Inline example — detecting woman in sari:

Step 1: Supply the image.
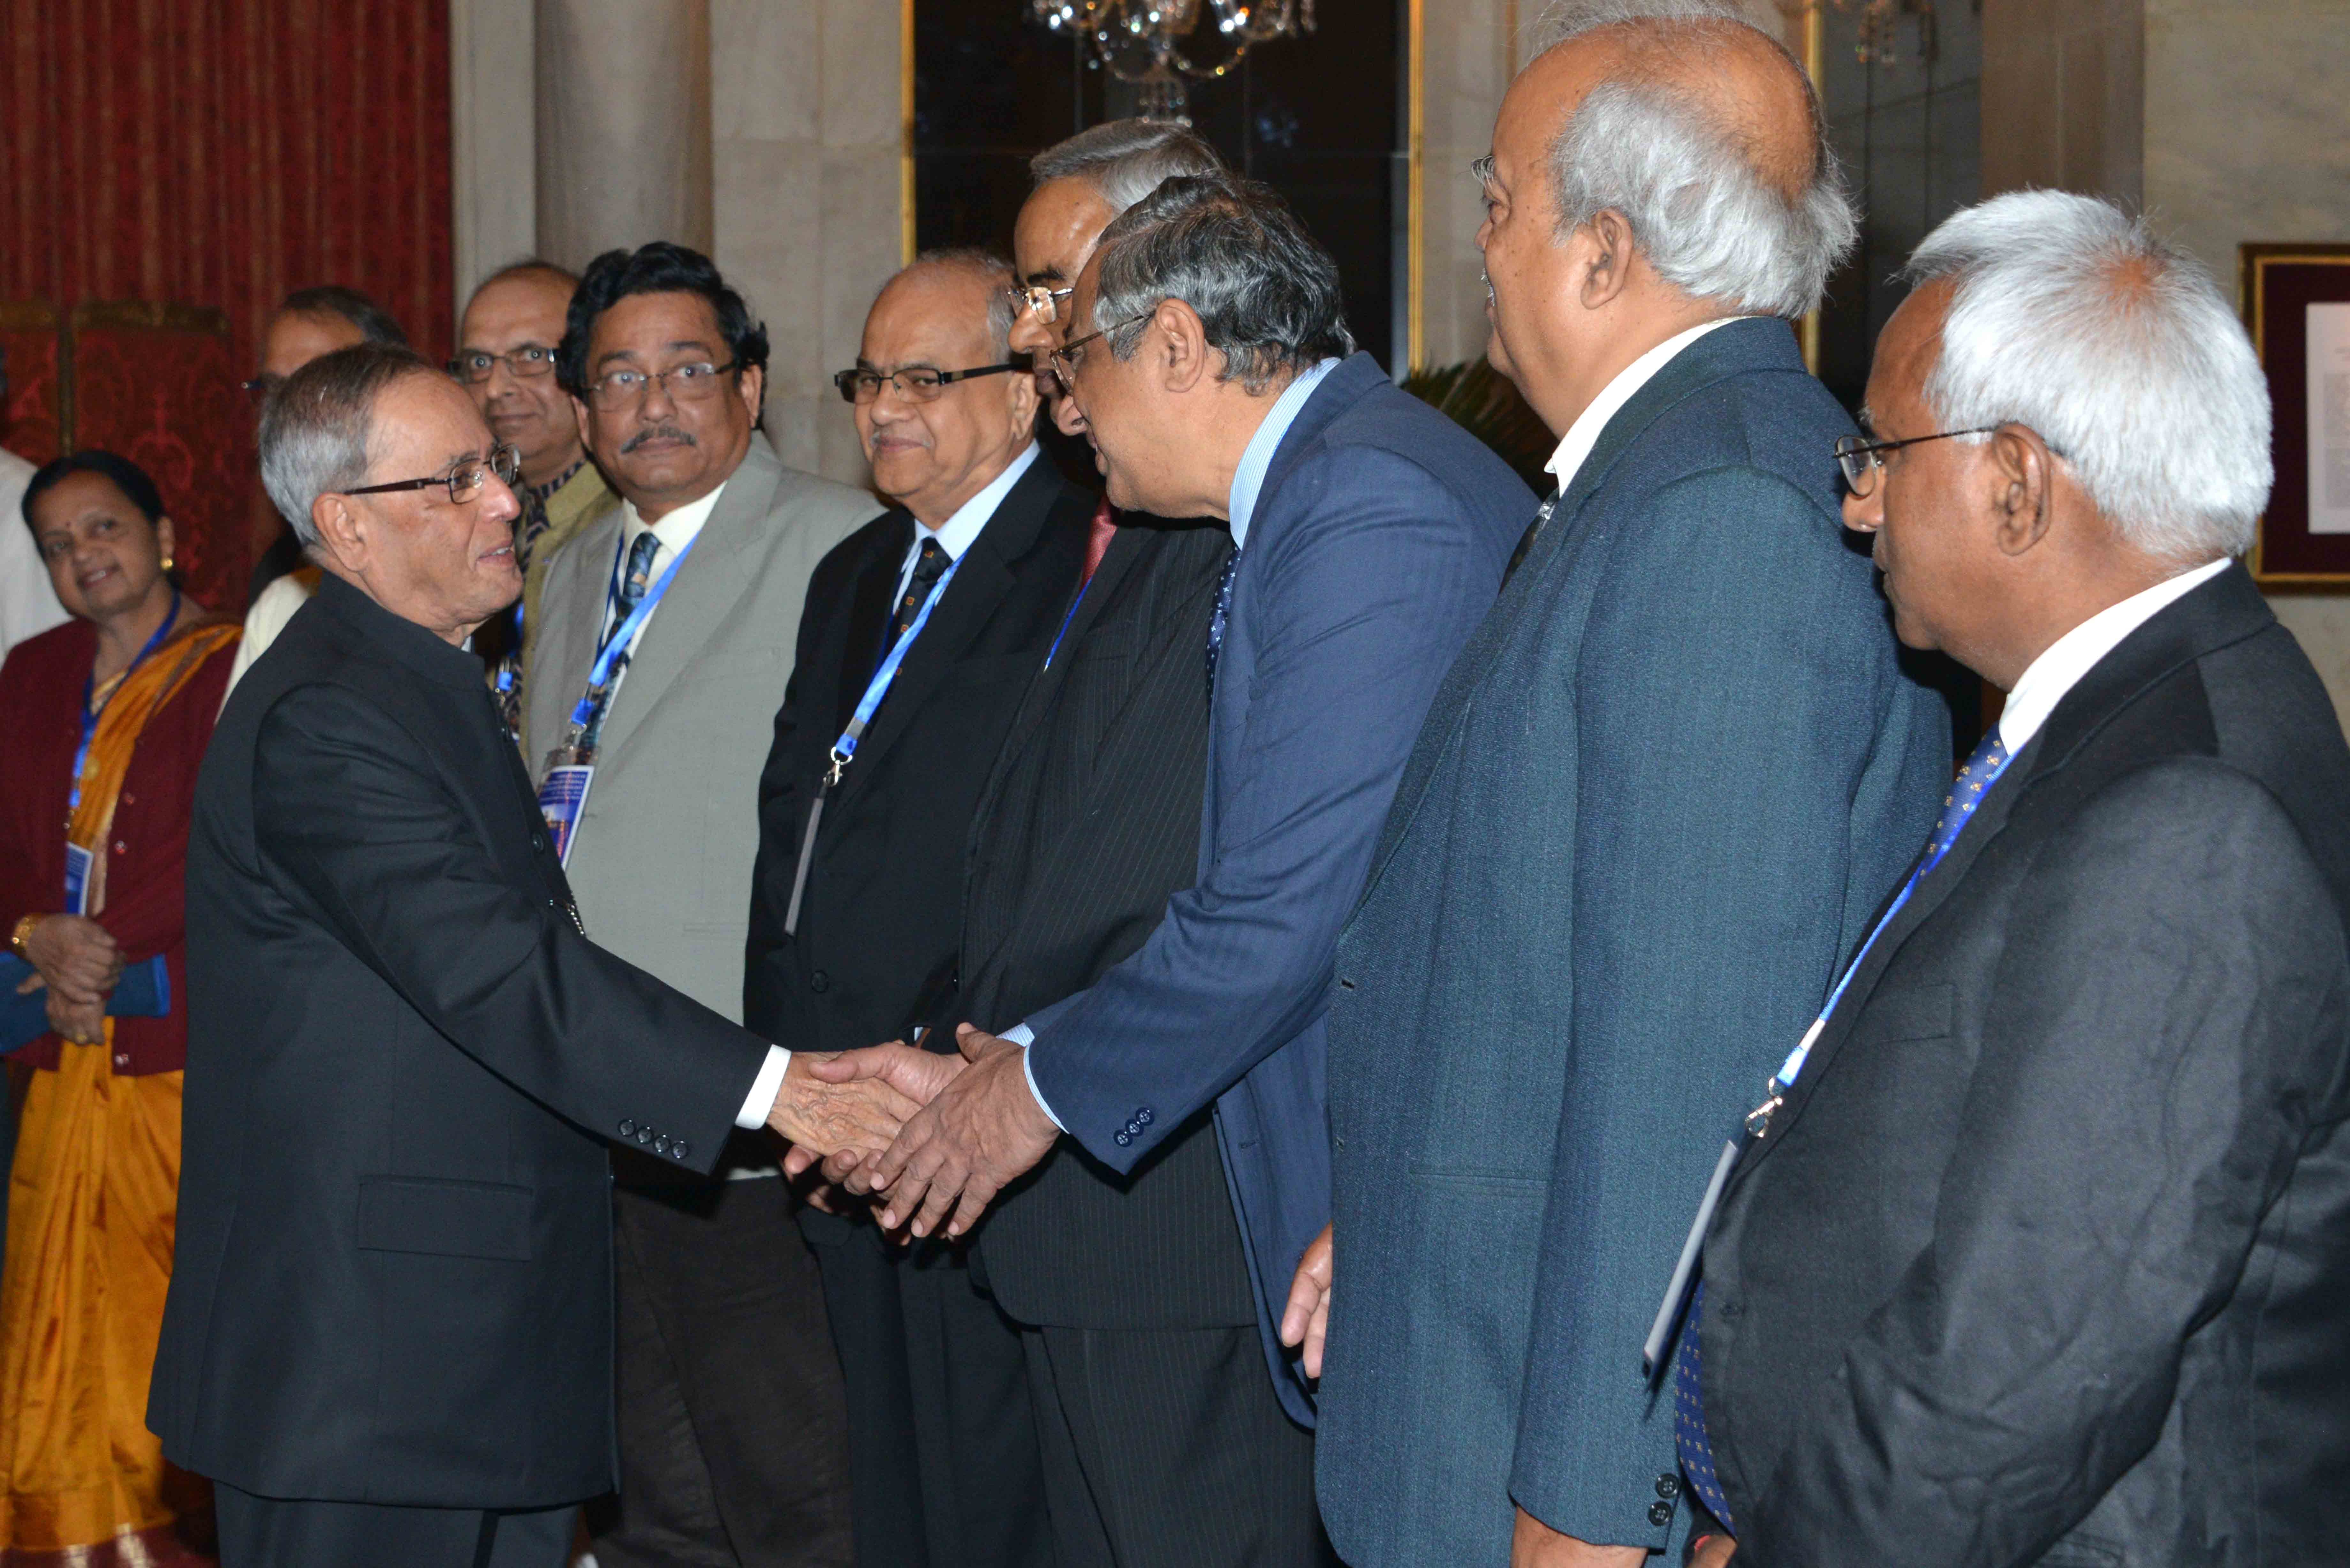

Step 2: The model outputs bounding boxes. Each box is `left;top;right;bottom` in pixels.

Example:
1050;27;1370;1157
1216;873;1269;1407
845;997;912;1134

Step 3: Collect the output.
0;450;239;1565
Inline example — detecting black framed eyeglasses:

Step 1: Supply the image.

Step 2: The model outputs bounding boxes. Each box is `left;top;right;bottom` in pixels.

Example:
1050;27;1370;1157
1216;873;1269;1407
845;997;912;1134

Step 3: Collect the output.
1005;283;1076;325
448;345;559;384
1046;315;1150;391
346;443;523;506
833;362;1026;404
586;359;739;411
1834;428;2003;497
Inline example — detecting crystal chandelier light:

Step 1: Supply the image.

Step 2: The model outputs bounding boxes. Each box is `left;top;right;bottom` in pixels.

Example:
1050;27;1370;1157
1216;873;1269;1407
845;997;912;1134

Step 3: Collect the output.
1031;0;1316;124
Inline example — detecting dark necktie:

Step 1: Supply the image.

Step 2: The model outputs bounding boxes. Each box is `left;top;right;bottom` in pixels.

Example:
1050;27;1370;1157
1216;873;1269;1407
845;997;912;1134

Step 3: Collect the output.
1501;489;1561;589
1671;724;2015;1537
895;537;952;647
1204;547;1240;700
578;529;664;754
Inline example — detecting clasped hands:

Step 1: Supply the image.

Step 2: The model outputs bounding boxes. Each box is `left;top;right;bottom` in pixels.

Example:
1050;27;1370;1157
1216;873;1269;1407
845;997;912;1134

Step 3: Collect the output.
771;1024;1059;1241
14;914;122;1045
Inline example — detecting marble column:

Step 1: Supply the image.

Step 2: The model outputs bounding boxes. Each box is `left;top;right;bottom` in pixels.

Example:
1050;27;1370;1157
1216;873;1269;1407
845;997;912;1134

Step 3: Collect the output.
536;0;716;272
450;0;539;315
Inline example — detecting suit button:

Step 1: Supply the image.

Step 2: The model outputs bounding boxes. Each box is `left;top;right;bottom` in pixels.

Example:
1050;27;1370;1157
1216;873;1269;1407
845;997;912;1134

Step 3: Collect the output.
654;1135;670;1153
1135;1107;1152;1126
673;1140;689;1160
532;831;547;852
619;1119;636;1137
1655;1474;1680;1501
1114;1131;1132;1147
114;840;127;854
809;970;829;993
1648;1501;1673;1527
637;1129;652;1145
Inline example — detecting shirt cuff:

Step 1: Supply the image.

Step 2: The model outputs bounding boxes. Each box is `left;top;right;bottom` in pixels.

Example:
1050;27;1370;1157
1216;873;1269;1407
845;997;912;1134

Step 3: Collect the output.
1000;1022;1067;1133
734;1044;792;1130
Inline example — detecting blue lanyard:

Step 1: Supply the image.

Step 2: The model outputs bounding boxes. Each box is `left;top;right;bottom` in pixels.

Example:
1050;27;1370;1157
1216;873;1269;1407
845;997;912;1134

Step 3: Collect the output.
69;588;180;814
1769;747;2018;1095
568;530;701;730
828;557;961;784
1042;575;1092;671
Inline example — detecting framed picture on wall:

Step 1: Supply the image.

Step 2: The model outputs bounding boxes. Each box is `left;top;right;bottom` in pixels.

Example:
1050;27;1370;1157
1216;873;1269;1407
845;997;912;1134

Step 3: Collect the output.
2243;243;2350;584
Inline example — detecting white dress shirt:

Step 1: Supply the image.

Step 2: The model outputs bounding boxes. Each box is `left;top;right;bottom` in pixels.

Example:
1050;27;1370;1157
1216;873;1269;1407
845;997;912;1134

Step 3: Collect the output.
0;449;69;660
1997;556;2234;753
1543;316;1747;492
892;441;1041;603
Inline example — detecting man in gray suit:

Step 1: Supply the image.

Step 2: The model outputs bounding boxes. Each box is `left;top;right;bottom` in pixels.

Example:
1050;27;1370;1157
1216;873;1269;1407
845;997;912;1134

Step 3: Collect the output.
1304;5;1949;1565
527;242;880;1568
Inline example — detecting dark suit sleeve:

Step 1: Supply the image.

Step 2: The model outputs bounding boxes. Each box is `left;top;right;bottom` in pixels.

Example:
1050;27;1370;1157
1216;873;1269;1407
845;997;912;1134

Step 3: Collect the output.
253;683;768;1173
1510;468;1909;1542
1745;759;2346;1568
1027;448;1505;1167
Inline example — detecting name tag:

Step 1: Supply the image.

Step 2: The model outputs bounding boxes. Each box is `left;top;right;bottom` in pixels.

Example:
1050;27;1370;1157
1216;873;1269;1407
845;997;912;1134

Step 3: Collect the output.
63;843;94;915
536;753;594;867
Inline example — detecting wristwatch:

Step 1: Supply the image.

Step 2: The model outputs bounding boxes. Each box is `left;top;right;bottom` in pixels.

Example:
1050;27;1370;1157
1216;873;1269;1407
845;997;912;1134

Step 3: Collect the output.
9;913;41;958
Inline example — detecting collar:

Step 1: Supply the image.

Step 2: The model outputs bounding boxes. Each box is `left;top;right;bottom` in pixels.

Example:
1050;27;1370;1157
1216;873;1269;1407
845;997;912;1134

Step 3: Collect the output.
526;455;588;505
909;441;1041;564
620;474;731;565
312;569;490;691
1229;357;1343;549
1543;317;1748;492
1998;556;2235;752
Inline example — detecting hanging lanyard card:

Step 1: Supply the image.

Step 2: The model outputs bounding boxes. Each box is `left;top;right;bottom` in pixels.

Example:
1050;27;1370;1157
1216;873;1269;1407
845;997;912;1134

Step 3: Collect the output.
782;555;962;935
63;845;95;916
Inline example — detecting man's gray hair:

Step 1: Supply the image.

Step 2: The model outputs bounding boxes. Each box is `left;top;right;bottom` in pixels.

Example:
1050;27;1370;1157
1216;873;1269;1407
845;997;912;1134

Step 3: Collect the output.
1092;176;1353;396
1529;0;1858;317
258;342;439;544
1030;119;1227;217
1903;191;2270;562
879;249;1020;358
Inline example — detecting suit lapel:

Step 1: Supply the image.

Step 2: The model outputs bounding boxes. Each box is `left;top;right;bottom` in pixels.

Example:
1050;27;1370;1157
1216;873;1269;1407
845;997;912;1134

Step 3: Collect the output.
834;516;912;737
530;508;622;767
596;438;787;760
828;458;1059;814
980;519;1150;810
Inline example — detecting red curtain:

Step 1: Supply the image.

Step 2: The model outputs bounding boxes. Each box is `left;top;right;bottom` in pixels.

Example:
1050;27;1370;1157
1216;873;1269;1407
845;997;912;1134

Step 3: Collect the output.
2;0;452;610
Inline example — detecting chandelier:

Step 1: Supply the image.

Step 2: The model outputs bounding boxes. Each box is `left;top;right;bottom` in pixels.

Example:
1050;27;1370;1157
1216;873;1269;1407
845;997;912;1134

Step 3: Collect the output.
1031;0;1316;124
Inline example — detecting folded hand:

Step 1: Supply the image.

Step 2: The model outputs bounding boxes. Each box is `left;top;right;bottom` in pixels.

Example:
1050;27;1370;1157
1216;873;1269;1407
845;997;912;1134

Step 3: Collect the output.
45;990;106;1046
817;1023;1058;1240
20;915;122;1004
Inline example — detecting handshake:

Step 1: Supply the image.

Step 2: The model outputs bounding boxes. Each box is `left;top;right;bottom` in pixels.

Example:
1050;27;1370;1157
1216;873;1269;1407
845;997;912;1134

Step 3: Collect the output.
761;1024;1062;1241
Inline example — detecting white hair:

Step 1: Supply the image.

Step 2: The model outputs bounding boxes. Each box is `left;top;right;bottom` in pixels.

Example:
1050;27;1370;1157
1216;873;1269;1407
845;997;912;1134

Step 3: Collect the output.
1028;120;1227;218
1529;0;1858;318
1904;191;2270;563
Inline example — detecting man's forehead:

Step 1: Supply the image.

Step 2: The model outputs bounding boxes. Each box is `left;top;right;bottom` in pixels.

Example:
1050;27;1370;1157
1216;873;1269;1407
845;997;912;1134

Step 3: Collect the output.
379;375;490;464
590;291;723;357
864;272;994;355
462;279;570;343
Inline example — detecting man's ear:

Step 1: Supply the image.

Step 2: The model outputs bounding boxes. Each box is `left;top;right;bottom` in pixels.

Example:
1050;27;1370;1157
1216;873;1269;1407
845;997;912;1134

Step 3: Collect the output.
1577;209;1638;311
1987;424;2057;557
569;394;595;444
1004;352;1042;433
737;363;766;426
1154;298;1213;394
309;492;367;571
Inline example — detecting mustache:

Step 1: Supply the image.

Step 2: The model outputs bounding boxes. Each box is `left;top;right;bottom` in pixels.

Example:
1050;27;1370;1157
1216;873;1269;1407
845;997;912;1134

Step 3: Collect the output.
622;425;696;454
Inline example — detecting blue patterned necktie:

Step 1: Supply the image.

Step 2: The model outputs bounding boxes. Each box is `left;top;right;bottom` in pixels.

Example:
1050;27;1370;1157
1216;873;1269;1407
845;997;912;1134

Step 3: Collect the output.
579;529;663;754
1204;547;1240;700
1671;724;2013;1536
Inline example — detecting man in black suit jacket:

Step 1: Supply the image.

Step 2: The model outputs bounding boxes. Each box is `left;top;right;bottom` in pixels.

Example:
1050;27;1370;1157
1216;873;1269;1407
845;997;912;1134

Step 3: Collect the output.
152;345;918;1568
1683;193;2350;1567
744;253;1089;1568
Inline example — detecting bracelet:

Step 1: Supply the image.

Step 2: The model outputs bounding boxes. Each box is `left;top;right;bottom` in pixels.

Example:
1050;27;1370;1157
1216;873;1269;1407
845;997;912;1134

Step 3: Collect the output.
8;914;40;958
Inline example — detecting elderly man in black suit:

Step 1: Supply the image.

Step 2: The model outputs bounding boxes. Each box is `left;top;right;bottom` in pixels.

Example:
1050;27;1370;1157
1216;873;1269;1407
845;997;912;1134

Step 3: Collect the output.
1681;191;2350;1567
150;343;922;1568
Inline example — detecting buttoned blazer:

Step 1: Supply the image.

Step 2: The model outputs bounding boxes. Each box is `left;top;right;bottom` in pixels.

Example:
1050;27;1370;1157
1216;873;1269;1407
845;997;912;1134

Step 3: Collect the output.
951;519;1257;1331
743;452;1093;1069
1700;565;2350;1567
152;574;770;1508
1315;319;1951;1564
1018;352;1535;1427
525;432;879;1026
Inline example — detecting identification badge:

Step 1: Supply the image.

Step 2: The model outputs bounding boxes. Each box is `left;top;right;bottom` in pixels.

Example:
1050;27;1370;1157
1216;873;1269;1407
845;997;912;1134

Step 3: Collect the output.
537;744;594;867
63;843;94;915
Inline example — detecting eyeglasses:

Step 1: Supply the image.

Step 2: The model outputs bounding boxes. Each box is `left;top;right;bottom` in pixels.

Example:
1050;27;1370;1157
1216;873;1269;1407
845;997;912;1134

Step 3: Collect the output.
833;362;1026;404
1005;283;1076;325
1046;315;1150;391
1834;427;2003;497
346;443;523;506
447;345;559;383
585;359;739;411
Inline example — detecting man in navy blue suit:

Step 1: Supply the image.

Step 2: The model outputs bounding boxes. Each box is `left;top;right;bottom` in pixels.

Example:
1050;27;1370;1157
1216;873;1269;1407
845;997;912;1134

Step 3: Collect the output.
1300;4;1951;1566
814;174;1533;1433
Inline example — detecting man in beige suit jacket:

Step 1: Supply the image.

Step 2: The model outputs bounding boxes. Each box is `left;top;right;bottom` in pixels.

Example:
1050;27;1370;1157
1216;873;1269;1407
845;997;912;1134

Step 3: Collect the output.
527;242;880;1568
